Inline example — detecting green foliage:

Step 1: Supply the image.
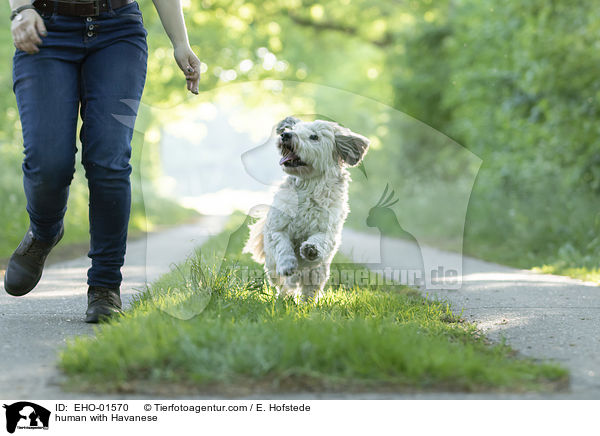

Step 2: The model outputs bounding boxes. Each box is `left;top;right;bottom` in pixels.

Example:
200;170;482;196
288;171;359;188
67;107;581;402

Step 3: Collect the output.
59;213;567;393
412;0;600;272
137;0;393;106
330;0;600;275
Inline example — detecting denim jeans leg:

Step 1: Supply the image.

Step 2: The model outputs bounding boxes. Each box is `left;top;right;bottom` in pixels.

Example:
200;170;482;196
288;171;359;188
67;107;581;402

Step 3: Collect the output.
80;34;148;288
12;53;79;242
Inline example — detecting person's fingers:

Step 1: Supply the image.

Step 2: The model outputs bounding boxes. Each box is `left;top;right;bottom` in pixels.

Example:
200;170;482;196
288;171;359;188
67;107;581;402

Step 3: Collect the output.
35;16;48;38
26;41;39;53
20;32;40;53
189;76;199;94
175;51;201;94
190;57;200;94
13;31;22;49
14;25;41;53
26;26;43;45
184;68;199;93
21;40;39;54
13;30;30;52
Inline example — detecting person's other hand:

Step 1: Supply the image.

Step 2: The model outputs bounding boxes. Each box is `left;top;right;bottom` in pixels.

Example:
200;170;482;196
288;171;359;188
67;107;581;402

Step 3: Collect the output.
11;8;47;54
174;45;201;94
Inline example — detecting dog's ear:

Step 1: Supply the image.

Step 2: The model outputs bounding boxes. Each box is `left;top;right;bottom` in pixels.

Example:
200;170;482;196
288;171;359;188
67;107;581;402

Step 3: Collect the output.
334;127;370;167
276;116;300;134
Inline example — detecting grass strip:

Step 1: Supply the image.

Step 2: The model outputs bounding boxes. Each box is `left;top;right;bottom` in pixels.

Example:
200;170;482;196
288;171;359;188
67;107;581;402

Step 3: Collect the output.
59;213;568;395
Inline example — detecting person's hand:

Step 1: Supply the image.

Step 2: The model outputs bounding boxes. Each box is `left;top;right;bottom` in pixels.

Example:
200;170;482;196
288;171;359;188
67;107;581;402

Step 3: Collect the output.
174;44;200;95
11;8;47;54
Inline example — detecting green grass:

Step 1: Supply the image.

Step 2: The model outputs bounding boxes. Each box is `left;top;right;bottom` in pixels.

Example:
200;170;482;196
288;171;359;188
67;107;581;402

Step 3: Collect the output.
59;213;568;395
530;265;600;283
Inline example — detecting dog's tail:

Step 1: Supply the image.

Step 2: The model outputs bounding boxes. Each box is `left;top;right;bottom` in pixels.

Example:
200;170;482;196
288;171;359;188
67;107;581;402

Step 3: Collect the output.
243;205;268;264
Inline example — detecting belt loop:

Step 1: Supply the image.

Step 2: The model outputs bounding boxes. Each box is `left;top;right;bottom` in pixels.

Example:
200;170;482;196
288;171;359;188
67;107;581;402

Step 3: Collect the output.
53;0;58;14
106;0;113;12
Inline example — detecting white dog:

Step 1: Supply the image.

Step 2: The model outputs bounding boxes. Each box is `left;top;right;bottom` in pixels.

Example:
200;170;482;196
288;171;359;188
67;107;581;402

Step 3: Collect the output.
243;116;370;299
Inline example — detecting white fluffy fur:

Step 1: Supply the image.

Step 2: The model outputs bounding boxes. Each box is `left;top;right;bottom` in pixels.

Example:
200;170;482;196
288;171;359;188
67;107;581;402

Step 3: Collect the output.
243;117;369;299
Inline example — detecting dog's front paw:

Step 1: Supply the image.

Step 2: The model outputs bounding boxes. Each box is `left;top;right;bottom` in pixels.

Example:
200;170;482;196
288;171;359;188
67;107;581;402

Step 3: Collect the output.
300;242;320;261
277;256;298;276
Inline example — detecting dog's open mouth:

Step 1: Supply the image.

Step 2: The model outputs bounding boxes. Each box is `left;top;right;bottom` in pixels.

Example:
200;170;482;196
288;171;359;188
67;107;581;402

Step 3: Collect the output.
279;151;306;167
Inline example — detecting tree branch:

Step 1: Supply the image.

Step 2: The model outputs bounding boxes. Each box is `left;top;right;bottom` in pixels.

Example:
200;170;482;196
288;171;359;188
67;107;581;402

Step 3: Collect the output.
286;11;394;47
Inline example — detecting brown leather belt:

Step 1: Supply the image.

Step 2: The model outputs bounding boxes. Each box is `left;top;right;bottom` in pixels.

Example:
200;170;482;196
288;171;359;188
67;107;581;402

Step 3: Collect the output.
32;0;135;17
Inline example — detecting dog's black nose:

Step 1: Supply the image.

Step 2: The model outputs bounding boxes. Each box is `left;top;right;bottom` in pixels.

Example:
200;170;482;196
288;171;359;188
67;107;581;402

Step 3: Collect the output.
281;132;292;141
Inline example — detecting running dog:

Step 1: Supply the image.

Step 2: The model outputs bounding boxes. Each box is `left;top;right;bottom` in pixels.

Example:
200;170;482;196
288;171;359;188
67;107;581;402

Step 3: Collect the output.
243;116;369;299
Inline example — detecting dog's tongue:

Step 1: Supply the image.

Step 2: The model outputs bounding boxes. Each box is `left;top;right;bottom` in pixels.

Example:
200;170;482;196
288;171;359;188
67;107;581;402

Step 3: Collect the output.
279;152;297;165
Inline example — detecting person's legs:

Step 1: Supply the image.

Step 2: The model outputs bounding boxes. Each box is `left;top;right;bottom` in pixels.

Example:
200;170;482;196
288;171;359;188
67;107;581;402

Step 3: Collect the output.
13;51;80;242
80;7;148;290
5;43;81;296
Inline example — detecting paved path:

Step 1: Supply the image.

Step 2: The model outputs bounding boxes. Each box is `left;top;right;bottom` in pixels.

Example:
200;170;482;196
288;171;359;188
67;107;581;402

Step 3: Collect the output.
0;215;226;399
340;229;600;398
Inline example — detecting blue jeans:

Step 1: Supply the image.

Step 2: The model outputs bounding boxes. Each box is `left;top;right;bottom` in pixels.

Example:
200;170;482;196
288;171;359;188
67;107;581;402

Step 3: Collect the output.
12;1;148;288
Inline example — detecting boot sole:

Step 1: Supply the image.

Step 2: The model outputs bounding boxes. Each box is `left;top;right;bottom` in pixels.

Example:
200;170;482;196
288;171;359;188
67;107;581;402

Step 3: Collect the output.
85;311;122;324
3;267;44;297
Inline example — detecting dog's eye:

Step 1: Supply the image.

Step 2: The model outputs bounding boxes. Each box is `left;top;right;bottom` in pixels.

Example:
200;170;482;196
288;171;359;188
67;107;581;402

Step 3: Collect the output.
309;134;319;141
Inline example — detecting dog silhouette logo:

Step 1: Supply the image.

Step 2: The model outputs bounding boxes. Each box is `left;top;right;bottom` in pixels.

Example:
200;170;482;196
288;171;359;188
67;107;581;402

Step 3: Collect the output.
366;184;425;283
3;402;50;433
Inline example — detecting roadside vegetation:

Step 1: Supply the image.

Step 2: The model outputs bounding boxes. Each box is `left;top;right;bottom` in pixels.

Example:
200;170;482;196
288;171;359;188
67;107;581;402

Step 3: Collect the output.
59;213;568;395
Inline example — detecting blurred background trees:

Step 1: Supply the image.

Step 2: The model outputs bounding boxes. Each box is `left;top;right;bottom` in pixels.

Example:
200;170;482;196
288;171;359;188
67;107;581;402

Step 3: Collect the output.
1;0;599;277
